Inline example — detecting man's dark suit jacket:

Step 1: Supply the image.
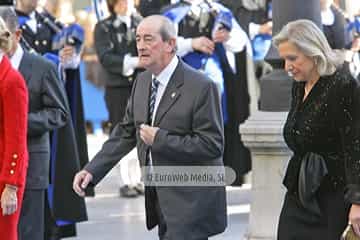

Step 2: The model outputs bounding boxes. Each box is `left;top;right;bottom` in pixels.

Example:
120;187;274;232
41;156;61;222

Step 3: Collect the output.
19;51;68;189
85;60;227;239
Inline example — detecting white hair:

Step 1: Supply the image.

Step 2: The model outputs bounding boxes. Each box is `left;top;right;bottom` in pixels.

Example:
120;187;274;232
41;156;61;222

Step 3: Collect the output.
273;19;344;76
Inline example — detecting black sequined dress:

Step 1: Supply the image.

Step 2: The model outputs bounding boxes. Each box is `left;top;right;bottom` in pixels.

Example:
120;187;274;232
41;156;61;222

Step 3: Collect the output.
278;64;360;239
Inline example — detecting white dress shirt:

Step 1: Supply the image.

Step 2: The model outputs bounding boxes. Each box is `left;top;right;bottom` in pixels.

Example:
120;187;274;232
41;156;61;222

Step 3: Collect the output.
10;45;24;70
148;56;178;167
150;56;179;126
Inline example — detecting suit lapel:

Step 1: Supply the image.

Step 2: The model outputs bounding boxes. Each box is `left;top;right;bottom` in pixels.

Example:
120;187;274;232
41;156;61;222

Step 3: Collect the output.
18;51;32;85
153;61;184;126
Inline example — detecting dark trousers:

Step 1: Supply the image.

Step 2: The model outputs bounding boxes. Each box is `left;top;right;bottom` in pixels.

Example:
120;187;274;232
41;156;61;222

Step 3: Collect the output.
18;189;45;240
278;180;350;240
44;193;77;240
104;86;131;132
154;189;208;240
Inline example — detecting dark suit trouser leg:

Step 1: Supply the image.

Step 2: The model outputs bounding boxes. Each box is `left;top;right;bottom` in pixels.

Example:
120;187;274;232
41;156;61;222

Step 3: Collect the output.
155;192;167;240
18;189;45;240
155;190;208;240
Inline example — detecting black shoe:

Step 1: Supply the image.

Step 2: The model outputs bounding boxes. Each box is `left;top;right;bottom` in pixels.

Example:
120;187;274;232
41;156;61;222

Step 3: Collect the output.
119;185;138;198
134;183;145;195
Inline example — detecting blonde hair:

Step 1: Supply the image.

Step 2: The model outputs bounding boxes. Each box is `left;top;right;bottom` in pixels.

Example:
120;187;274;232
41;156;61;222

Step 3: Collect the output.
0;16;11;52
273;19;344;76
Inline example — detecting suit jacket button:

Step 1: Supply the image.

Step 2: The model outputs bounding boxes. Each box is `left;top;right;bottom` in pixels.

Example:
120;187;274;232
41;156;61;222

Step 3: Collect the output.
35;40;39;46
42;40;47;45
11;162;16;167
12;154;18;159
10;170;14;175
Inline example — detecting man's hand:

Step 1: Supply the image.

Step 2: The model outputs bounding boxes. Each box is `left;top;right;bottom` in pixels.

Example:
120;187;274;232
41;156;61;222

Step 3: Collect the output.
349;203;360;236
1;184;18;216
140;124;159;146
351;37;360;52
191;36;215;54
212;28;230;43
73;170;93;197
59;45;76;64
259;21;273;35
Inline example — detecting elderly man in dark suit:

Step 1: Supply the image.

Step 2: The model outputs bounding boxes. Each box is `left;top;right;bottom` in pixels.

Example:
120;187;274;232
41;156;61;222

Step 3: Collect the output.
74;15;226;240
0;7;71;240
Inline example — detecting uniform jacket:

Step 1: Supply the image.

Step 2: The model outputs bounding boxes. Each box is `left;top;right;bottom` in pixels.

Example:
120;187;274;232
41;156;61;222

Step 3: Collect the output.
16;10;58;54
138;0;171;17
323;5;351;49
85;60;227;239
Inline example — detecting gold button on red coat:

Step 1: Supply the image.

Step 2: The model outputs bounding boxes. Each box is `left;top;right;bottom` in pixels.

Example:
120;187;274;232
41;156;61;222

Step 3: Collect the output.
10;170;14;175
12;154;18;159
11;162;16;166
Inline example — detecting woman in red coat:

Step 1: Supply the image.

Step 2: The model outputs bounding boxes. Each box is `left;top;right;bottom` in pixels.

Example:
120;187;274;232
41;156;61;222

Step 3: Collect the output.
0;17;28;240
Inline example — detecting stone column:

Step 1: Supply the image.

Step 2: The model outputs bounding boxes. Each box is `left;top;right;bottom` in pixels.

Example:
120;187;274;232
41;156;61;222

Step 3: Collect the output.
241;111;291;240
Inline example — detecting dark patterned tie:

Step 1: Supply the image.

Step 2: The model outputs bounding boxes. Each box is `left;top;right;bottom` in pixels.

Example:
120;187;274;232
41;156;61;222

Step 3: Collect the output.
149;78;160;124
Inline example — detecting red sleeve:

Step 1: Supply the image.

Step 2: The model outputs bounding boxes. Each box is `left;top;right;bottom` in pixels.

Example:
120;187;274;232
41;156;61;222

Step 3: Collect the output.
0;69;29;188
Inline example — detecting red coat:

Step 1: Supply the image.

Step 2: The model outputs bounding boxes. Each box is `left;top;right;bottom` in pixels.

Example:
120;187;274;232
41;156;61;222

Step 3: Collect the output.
0;56;28;240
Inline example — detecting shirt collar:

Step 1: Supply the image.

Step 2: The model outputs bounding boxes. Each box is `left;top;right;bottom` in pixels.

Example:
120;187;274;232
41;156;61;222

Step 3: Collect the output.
116;15;131;28
10;45;24;70
153;56;179;87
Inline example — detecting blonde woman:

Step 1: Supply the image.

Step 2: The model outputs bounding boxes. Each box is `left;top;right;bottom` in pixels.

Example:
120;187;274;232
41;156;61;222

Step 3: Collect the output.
274;19;360;240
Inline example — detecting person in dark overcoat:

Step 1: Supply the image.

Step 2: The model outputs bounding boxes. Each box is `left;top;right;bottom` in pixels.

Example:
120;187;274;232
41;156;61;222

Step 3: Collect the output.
14;0;89;238
0;6;73;240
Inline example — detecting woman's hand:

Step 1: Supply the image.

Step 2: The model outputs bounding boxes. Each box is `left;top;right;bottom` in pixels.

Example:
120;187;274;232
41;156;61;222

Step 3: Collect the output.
0;184;18;216
349;204;360;236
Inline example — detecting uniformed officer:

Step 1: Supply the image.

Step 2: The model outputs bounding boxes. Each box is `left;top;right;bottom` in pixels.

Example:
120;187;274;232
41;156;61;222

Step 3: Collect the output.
94;0;144;197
